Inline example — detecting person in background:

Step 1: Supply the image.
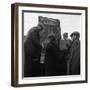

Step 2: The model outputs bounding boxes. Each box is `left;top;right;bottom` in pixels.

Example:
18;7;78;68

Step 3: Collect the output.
24;23;45;77
58;33;71;75
69;31;80;75
45;35;59;76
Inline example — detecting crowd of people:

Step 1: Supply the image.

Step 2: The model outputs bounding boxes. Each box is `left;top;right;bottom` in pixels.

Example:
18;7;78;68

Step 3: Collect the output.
24;23;80;77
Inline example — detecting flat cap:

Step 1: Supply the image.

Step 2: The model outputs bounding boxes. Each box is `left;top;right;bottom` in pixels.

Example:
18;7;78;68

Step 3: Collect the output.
70;31;80;37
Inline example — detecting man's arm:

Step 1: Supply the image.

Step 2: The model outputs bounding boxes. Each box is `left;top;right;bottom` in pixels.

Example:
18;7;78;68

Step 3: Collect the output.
31;31;42;48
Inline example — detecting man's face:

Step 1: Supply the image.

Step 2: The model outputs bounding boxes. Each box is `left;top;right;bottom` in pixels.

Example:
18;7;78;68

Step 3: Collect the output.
38;23;45;31
37;25;43;31
71;35;76;41
63;35;68;40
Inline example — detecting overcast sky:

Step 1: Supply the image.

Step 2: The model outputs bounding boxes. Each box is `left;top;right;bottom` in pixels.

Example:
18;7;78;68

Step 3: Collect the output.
24;12;81;39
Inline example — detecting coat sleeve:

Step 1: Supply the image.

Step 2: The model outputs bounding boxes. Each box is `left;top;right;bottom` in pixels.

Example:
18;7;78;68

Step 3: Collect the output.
69;40;80;64
31;31;42;48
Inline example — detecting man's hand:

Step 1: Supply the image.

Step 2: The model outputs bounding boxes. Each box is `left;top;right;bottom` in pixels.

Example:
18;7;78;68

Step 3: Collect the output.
41;43;44;48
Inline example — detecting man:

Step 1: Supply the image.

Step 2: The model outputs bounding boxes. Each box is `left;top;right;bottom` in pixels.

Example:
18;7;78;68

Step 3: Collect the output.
45;35;59;76
24;23;44;77
69;31;80;75
58;33;71;75
60;33;71;50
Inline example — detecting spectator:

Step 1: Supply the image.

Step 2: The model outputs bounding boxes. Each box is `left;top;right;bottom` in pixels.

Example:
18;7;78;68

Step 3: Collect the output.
45;35;59;76
24;23;45;77
69;31;80;75
58;33;71;75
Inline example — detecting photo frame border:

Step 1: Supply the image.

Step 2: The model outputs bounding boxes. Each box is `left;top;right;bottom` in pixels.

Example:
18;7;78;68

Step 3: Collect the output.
11;3;88;87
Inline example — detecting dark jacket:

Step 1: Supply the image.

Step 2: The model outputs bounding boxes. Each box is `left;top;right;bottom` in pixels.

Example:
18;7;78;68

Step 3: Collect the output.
24;27;42;58
69;40;80;75
45;42;59;75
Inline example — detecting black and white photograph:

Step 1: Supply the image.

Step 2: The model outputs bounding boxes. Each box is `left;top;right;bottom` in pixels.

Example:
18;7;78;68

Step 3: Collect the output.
11;3;87;87
24;13;81;77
